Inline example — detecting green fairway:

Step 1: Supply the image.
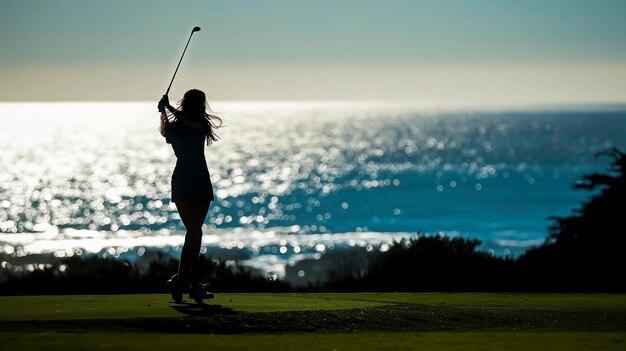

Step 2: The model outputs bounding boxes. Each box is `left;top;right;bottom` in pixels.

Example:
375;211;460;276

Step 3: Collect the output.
3;293;625;321
1;293;625;350
0;293;389;320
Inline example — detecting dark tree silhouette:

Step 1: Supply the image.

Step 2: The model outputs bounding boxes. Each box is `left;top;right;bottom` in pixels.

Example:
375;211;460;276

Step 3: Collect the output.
518;148;626;291
549;148;625;246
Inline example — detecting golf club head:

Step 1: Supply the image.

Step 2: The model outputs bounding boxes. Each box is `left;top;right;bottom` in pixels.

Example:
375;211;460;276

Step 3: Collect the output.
193;26;201;32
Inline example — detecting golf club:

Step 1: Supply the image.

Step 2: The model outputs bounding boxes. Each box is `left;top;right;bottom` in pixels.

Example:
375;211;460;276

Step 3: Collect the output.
165;26;201;96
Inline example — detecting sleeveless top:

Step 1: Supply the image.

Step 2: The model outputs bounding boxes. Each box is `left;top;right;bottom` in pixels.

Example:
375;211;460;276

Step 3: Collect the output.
164;120;214;203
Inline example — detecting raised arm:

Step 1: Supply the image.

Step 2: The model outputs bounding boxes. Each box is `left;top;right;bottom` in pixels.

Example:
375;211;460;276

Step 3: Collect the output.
158;95;178;114
159;95;206;132
158;95;206;132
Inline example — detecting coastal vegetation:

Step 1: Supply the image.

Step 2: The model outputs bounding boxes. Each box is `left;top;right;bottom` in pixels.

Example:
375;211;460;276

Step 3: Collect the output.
1;149;624;294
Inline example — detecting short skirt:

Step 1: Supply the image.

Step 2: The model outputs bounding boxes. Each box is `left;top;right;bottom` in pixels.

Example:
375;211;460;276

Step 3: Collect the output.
171;169;214;203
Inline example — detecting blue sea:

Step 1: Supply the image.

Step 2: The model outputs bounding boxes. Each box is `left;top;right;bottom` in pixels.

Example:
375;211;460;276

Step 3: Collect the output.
1;102;625;276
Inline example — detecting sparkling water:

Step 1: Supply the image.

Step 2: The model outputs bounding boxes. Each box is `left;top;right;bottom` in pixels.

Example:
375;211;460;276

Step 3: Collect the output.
1;102;624;275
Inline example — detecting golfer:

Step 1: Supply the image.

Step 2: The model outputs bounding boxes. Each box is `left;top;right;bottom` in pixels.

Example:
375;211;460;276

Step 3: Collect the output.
158;89;222;303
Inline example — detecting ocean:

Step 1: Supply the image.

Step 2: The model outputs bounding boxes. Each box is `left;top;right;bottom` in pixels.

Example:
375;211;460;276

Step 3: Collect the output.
1;102;625;276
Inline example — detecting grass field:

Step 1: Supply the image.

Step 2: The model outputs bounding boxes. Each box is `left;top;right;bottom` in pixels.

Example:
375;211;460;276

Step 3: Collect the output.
1;293;625;350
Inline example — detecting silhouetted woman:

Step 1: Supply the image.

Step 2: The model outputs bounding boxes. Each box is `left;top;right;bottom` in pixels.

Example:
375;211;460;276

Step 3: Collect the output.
158;89;222;303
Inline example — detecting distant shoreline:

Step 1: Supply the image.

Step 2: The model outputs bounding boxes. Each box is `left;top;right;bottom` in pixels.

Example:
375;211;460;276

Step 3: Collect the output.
1;100;626;114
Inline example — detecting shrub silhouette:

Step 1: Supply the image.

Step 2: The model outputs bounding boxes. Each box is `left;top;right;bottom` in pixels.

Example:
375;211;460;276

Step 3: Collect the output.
284;246;377;288
329;235;514;292
1;253;291;295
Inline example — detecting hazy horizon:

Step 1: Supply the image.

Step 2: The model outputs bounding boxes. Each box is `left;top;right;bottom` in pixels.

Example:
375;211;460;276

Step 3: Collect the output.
2;1;626;104
2;100;626;112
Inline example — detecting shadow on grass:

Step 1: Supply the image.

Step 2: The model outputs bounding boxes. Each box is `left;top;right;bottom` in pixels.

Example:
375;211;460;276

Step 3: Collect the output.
170;302;235;316
1;302;624;334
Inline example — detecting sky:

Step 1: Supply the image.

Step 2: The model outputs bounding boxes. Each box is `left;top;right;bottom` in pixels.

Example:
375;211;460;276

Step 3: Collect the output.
2;0;626;105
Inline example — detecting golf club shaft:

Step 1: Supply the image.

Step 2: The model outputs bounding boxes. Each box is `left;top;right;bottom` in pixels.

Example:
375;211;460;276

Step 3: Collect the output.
165;30;197;95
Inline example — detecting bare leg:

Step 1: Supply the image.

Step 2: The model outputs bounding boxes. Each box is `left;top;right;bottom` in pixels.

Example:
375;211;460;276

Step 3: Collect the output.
175;201;211;284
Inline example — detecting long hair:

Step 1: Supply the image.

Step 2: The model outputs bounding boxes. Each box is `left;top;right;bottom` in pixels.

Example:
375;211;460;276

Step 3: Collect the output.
160;89;223;145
